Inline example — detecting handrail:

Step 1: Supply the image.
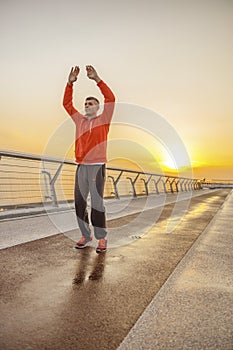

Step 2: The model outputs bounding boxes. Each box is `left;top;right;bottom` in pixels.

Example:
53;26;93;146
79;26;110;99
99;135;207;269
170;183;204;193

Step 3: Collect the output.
0;150;75;165
0;149;197;180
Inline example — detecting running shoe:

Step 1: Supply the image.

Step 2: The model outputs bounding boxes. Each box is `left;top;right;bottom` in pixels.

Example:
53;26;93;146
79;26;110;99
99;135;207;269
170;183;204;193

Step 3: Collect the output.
96;238;107;253
75;236;92;249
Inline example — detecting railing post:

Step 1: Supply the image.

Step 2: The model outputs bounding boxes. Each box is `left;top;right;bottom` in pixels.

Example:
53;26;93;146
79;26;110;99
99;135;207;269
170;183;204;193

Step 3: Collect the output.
195;179;200;190
41;162;63;207
193;180;196;190
127;173;140;197
192;180;196;190
197;180;202;190
170;178;177;193
108;170;123;199
188;179;193;191
42;171;58;206
189;179;193;190
163;177;168;193
184;179;189;191
175;178;179;192
180;178;185;191
153;176;162;194
42;170;52;202
166;177;173;193
141;178;148;196
141;174;152;196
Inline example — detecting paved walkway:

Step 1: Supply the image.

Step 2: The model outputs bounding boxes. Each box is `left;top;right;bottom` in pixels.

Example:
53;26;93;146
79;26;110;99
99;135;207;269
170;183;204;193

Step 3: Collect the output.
118;189;233;350
0;189;232;350
0;189;217;249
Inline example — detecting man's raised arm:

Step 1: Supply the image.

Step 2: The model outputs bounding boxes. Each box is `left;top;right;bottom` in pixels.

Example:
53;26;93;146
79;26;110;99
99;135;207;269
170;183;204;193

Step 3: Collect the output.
86;65;115;122
63;66;82;121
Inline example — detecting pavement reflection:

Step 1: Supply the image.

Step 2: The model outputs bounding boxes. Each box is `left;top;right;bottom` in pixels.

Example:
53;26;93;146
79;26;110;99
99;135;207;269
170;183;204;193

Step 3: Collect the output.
73;248;106;286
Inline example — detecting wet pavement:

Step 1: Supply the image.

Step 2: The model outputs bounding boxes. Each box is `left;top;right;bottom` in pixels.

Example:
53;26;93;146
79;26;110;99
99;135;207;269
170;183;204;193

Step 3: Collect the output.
0;189;232;350
118;189;233;350
0;189;216;250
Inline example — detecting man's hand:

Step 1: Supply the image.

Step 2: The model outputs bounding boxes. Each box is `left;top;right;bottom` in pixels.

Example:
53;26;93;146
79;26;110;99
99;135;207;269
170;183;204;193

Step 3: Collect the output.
86;65;101;83
68;66;80;85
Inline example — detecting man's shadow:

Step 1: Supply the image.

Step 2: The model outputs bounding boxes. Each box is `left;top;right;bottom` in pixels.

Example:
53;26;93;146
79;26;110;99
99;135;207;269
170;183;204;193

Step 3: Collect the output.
88;253;106;281
73;248;106;286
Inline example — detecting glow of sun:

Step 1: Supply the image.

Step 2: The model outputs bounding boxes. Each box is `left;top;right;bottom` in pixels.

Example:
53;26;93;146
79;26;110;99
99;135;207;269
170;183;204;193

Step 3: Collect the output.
162;159;178;171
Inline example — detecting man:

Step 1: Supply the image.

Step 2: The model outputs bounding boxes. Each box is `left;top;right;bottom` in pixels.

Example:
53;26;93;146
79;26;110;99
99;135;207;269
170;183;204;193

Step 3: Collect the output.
63;65;115;253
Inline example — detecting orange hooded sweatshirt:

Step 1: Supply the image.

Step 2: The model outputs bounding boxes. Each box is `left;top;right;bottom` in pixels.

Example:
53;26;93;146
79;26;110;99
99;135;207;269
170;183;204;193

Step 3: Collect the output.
63;80;115;164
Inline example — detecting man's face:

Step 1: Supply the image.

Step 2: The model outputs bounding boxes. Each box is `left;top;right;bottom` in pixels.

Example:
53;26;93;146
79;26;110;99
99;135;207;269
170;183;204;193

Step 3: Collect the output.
85;99;99;117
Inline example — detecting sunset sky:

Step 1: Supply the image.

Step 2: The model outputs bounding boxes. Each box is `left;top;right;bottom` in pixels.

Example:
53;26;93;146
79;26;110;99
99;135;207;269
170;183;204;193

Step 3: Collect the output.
1;0;233;180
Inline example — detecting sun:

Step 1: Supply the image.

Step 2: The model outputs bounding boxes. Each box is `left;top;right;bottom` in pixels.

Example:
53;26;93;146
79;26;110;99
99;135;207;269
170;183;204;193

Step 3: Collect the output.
162;159;178;171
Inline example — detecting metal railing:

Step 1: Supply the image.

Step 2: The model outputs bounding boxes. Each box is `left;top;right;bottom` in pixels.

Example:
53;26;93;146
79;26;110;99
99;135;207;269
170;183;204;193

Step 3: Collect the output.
0;150;202;211
201;179;233;189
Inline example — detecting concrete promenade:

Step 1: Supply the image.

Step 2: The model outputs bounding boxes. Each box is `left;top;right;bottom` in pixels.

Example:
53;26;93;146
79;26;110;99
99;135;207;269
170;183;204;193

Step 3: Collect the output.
118;189;233;350
0;189;218;250
0;189;233;349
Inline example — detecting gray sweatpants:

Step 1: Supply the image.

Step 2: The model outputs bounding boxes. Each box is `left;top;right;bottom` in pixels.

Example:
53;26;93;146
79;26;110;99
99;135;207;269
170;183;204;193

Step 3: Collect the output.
74;164;107;240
